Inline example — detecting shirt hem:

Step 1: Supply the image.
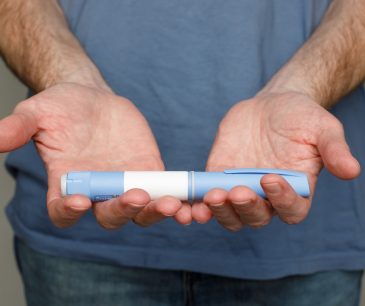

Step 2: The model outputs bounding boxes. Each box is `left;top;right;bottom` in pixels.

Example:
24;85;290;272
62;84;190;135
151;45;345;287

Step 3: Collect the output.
7;210;365;280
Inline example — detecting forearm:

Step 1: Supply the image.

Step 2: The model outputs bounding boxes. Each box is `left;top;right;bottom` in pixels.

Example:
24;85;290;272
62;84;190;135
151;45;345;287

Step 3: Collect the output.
263;0;365;108
0;0;108;92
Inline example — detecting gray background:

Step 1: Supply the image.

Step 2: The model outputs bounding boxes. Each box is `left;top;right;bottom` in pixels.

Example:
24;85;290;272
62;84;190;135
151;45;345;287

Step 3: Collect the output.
1;58;365;306
0;59;27;306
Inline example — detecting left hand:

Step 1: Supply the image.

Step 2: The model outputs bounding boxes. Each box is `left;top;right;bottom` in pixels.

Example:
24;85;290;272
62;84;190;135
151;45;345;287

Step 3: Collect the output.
0;83;191;229
192;91;360;231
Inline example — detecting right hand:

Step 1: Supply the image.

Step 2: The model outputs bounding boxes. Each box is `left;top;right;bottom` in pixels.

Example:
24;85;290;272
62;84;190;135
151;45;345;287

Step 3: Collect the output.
193;91;360;230
0;82;192;228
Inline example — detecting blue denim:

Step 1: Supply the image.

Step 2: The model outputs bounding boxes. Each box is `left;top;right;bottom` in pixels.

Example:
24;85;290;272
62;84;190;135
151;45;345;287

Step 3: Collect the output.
15;238;362;306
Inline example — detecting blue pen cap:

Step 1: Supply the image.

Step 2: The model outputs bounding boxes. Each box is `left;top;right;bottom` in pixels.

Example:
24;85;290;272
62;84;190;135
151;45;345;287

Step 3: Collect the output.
63;171;92;197
62;171;124;201
193;168;310;200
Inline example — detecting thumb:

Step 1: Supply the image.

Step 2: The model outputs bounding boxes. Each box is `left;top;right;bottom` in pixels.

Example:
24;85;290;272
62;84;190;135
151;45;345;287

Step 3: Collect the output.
317;121;360;180
0;111;38;152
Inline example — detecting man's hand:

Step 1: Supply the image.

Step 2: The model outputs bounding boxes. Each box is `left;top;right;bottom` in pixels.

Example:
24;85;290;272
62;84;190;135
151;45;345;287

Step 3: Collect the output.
192;92;360;231
0;83;192;228
192;0;365;231
0;0;193;230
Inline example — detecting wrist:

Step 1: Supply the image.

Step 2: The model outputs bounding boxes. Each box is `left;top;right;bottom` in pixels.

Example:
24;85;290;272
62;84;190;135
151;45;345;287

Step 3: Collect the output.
47;61;112;94
259;64;329;108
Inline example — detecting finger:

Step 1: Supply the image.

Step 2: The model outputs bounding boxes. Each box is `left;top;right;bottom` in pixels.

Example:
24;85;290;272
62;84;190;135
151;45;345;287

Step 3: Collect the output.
0;112;37;152
93;188;150;229
47;195;92;228
261;174;310;225
47;170;91;228
133;196;182;227
204;188;244;232
192;202;213;224
317;121;360;179
174;202;193;225
228;186;273;228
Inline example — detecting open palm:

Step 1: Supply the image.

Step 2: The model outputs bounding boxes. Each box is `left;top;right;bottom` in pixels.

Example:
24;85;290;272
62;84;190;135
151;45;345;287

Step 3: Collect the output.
194;92;360;231
0;83;191;228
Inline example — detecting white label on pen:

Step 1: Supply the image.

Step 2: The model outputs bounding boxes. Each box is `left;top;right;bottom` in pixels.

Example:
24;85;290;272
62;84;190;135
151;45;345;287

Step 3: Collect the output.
124;171;188;200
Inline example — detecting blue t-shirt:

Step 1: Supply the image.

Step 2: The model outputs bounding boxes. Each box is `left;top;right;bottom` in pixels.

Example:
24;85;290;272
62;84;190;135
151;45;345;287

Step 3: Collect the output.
5;0;365;279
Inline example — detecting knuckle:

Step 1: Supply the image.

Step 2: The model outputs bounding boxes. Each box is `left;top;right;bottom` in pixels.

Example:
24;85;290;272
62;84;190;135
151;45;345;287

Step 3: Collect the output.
233;200;256;213
250;224;264;229
96;219;120;230
92;203;103;215
112;201;134;218
297;203;310;217
272;201;290;211
155;205;177;217
155;197;181;216
52;219;72;229
155;204;168;215
278;203;309;225
223;223;244;232
48;209;76;227
282;215;305;225
283;218;301;225
249;218;271;229
124;204;146;217
270;190;297;207
132;218;150;227
94;211;123;230
64;206;85;218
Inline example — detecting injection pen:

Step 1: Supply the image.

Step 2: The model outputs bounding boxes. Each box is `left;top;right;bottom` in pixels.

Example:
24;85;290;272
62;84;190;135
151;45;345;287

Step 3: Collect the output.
61;169;310;202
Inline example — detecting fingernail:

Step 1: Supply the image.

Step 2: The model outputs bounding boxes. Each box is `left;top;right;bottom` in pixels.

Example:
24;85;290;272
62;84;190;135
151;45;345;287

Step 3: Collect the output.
209;202;225;208
70;205;87;211
183;222;192;226
263;183;281;194
69;202;88;211
234;200;252;206
128;202;147;209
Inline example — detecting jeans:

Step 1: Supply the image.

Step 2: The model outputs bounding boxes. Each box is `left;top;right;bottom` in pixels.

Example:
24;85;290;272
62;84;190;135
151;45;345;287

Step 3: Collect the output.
15;238;362;306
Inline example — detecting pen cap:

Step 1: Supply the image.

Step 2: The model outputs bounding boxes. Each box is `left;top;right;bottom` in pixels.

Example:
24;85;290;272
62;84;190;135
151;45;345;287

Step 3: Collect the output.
62;171;124;201
193;169;310;200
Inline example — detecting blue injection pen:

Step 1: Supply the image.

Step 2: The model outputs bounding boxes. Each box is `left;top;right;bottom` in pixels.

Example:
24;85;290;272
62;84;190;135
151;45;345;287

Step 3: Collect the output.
61;169;310;202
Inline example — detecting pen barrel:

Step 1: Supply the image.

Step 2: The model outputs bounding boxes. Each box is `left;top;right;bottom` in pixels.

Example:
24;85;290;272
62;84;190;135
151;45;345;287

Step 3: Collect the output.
63;169;310;202
192;172;310;200
124;171;189;200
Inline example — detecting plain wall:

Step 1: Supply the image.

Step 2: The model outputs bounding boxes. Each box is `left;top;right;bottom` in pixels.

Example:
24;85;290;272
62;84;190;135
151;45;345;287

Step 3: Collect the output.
0;58;365;306
0;59;27;306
